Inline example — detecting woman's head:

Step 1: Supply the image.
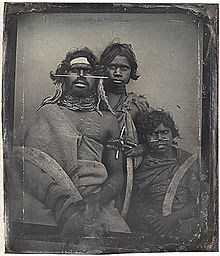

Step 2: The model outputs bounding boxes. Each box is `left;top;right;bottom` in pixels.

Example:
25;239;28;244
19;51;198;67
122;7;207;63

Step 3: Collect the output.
100;42;139;81
136;109;180;154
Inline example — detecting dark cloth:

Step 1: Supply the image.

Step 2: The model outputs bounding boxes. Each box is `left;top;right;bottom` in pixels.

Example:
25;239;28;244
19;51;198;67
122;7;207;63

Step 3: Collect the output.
128;147;200;241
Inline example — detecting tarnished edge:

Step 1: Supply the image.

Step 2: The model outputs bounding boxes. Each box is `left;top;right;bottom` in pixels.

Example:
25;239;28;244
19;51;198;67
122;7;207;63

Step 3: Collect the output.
2;2;218;253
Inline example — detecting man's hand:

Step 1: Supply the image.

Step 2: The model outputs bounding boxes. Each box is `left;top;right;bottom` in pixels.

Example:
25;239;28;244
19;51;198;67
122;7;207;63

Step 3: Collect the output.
82;193;101;214
83;192;100;206
60;195;102;236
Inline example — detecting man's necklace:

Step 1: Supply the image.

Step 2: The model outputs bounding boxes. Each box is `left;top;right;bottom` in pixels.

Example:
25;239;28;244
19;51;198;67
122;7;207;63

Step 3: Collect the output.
58;94;98;112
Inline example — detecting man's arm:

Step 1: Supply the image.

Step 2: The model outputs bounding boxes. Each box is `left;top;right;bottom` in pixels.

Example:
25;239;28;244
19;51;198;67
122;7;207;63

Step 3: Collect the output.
24;110;71;210
104;114;124;186
59;116;124;234
84;114;124;206
23;108;82;229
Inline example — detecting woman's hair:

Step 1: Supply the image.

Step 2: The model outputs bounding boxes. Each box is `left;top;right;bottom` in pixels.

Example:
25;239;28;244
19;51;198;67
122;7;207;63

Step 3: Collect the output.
100;42;139;80
136;109;180;143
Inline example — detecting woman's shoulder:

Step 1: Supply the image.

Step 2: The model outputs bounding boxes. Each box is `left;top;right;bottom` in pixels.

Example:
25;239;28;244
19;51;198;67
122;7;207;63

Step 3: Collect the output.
126;92;149;103
125;92;149;109
175;147;198;168
177;147;194;159
119;92;150;115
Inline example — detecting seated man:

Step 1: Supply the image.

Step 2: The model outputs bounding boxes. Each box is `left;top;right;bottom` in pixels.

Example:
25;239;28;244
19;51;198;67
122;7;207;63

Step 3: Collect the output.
128;109;201;242
14;47;130;235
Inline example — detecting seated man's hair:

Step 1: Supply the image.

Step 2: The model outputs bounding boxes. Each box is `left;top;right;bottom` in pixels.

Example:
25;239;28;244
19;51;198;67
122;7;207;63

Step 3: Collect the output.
50;47;99;85
136;109;180;143
39;47;114;115
39;48;99;108
100;41;139;80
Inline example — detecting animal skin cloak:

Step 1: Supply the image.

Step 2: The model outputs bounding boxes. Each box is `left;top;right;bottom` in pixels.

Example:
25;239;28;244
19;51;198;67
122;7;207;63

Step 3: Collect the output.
14;104;130;233
113;93;150;148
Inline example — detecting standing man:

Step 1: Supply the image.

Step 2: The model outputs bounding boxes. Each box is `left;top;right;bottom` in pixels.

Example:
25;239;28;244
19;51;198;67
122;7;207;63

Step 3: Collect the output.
100;42;150;215
15;48;130;235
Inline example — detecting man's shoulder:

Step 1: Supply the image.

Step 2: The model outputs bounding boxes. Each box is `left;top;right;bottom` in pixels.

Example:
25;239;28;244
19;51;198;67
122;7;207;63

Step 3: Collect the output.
31;104;64;124
37;104;60;114
37;104;65;116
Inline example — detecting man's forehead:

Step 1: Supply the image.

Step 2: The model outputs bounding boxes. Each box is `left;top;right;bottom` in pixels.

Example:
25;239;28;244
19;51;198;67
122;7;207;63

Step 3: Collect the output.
70;57;91;66
70;63;92;69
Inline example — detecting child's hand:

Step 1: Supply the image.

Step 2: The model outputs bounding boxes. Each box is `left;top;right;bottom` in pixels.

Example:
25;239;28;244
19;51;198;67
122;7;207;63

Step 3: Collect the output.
122;135;137;149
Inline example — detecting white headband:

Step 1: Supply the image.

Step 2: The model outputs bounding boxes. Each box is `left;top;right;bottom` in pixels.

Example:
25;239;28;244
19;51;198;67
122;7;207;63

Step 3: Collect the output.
70;57;90;66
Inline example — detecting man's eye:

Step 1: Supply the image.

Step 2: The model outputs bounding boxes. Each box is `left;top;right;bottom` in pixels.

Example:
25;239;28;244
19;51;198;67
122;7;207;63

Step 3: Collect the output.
109;65;116;70
70;69;78;74
84;69;92;75
162;131;169;135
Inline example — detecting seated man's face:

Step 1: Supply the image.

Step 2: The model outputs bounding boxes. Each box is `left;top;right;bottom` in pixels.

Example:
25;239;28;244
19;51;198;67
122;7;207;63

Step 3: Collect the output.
65;62;96;97
146;123;173;156
106;55;131;89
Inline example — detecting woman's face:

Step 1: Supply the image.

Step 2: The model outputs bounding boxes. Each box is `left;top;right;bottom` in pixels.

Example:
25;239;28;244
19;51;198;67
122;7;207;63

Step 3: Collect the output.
146;122;173;156
106;55;131;89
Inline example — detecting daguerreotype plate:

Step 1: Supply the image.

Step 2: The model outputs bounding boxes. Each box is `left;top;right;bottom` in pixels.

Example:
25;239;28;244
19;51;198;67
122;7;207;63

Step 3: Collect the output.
2;3;218;254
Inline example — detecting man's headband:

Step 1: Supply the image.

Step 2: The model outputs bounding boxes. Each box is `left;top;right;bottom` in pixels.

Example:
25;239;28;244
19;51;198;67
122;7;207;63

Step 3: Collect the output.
70;57;90;66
